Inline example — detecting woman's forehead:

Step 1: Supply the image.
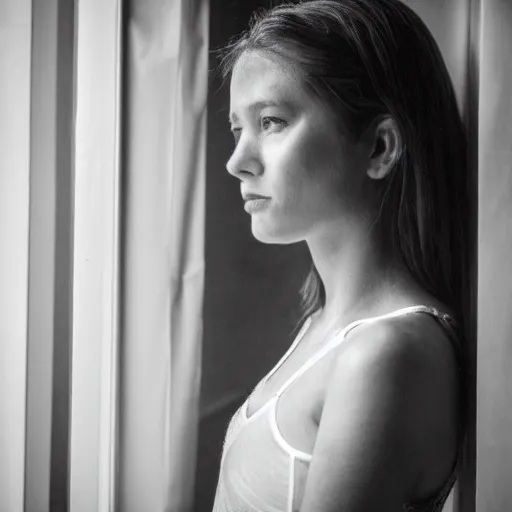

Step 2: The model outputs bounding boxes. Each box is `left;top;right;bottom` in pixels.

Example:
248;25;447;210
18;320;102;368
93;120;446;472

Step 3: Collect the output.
229;51;307;117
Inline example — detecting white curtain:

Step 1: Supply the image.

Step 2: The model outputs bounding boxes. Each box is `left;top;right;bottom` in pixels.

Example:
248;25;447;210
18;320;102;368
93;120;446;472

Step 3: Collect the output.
118;1;208;511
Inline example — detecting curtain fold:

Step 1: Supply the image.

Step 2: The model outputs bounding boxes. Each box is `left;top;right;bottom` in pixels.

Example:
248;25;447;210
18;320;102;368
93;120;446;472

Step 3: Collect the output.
119;0;208;510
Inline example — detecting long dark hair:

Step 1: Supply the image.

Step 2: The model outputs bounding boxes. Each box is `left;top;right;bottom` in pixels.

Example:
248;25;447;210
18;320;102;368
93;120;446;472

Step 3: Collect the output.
220;0;469;331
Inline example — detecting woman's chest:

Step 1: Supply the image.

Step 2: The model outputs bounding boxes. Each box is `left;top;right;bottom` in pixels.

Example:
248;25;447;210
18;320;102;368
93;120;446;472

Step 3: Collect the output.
245;345;339;454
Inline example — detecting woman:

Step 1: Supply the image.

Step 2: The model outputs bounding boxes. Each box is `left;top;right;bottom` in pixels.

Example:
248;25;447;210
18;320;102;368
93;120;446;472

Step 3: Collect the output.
213;0;468;510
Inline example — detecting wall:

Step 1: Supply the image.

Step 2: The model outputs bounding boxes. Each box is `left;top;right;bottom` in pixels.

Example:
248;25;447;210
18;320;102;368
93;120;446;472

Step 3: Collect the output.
0;2;32;509
476;1;512;509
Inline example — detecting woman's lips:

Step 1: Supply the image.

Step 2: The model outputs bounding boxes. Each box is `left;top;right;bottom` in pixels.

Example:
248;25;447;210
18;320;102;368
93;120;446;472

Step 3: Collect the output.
243;197;270;214
244;198;270;214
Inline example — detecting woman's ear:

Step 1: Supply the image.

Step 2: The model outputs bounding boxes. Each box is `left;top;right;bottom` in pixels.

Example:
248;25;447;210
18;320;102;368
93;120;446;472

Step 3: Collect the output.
366;117;402;180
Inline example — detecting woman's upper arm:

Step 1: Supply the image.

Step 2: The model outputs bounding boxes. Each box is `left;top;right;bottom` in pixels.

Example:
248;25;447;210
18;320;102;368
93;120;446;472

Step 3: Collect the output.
300;320;450;512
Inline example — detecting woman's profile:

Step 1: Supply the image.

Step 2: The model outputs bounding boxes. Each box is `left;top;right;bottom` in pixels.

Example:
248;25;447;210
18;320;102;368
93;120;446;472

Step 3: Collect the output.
213;0;468;510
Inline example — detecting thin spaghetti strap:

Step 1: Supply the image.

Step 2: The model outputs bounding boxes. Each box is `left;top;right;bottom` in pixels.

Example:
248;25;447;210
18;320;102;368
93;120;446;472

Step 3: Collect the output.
407;306;462;357
274;305;453;398
275;317;365;398
260;316;313;387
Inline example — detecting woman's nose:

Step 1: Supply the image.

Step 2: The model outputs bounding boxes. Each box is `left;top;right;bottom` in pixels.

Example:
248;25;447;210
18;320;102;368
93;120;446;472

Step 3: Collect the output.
226;137;263;179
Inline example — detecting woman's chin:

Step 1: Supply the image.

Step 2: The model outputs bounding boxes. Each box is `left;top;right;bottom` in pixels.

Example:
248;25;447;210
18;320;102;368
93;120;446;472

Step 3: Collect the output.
250;221;299;245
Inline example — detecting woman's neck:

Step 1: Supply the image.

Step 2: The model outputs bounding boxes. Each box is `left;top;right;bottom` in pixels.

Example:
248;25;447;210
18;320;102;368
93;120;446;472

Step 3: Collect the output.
306;221;413;326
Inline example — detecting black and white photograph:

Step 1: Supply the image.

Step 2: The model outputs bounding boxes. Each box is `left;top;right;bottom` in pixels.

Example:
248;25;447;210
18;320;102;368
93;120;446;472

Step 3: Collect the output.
0;0;510;511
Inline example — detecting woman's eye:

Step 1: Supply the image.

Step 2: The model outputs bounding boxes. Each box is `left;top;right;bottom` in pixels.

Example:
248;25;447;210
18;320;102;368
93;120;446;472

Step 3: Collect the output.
261;116;286;132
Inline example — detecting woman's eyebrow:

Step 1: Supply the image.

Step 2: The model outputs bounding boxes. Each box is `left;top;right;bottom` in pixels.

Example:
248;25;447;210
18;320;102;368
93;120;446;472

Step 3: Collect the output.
229;99;295;124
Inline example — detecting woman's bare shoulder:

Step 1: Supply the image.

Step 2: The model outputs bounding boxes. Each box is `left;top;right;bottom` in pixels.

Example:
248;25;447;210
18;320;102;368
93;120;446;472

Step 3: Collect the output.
300;312;459;510
336;310;458;379
321;311;459;496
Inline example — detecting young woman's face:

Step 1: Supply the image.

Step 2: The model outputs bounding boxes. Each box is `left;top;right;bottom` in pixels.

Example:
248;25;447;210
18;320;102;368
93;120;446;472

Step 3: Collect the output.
228;50;370;244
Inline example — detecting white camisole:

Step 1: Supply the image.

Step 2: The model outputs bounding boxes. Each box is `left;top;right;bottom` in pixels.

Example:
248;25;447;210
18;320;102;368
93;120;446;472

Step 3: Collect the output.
213;305;460;512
